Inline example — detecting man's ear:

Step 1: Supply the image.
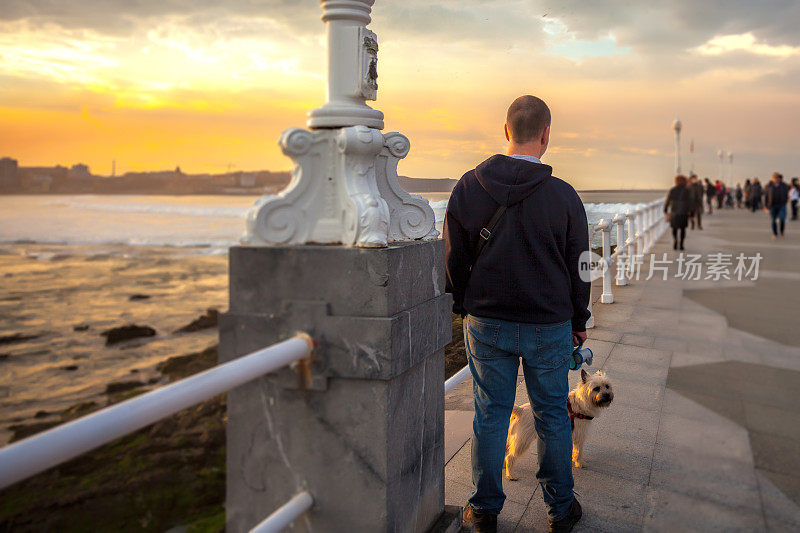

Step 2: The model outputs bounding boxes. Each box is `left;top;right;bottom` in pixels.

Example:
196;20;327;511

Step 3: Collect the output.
504;123;510;142
541;124;551;147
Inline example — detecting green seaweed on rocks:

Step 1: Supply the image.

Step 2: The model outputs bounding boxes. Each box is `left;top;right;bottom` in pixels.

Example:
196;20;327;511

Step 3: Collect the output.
0;346;225;533
445;314;467;379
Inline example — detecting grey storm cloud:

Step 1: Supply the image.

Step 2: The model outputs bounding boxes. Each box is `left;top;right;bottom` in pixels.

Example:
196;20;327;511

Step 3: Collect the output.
0;0;549;48
538;0;800;50
3;0;800;55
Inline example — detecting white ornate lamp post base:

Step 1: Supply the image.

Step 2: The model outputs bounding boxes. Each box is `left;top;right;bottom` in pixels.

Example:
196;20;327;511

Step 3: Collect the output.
244;126;437;247
243;0;436;247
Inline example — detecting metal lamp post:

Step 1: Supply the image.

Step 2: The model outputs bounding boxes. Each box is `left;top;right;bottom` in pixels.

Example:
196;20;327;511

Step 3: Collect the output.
718;149;724;182
672;119;682;174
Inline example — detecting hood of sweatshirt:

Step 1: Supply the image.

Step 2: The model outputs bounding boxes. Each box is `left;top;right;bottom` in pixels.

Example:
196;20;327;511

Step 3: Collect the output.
474;154;552;207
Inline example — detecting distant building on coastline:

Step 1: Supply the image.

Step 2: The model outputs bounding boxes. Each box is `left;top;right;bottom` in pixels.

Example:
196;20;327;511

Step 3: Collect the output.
68;163;91;179
18;165;68;193
0;157;20;191
2;158;293;194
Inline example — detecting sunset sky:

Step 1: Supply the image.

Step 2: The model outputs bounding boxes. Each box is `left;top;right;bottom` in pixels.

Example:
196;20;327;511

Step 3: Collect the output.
2;0;800;189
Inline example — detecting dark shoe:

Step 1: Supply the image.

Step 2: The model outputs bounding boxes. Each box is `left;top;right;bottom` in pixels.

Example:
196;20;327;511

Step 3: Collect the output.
679;243;685;250
462;504;497;533
549;498;582;533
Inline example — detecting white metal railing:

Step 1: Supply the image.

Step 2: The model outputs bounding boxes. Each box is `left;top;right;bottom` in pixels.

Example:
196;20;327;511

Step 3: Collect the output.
250;491;314;533
0;333;315;530
444;365;472;394
589;198;667;312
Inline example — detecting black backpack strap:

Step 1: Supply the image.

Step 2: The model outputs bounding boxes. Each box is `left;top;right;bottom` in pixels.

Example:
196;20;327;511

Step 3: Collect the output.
474;204;507;259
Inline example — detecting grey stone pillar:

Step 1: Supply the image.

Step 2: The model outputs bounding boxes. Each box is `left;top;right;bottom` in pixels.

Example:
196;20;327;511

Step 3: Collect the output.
220;239;451;532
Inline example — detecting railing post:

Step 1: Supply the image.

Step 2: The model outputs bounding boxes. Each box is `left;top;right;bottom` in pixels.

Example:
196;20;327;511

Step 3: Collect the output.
613;213;627;286
652;204;658;247
642;206;649;253
625;210;636;280
651;204;657;247
635;207;644;259
598;219;613;303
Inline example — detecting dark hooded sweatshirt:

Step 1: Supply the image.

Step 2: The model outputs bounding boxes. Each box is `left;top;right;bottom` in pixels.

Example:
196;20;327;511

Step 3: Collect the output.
444;155;591;332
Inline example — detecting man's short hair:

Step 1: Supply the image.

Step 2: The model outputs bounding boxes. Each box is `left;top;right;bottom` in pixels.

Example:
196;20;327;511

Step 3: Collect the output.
773;172;783;181
506;95;551;143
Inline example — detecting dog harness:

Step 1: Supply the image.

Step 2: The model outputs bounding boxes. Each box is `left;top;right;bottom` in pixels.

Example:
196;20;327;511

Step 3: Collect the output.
567;399;593;430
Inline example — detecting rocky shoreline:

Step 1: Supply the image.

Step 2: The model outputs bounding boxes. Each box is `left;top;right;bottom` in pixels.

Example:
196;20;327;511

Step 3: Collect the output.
0;314;468;532
0;344;226;532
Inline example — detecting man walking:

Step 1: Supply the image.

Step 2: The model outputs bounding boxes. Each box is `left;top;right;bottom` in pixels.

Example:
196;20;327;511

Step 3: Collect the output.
444;95;590;533
751;178;763;212
705;178;715;214
765;172;789;238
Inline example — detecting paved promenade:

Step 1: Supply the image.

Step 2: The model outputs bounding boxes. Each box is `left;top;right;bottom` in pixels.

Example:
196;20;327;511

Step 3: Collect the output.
444;207;800;531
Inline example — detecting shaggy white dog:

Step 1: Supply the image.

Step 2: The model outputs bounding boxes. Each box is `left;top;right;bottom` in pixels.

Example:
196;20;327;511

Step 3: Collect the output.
504;369;614;479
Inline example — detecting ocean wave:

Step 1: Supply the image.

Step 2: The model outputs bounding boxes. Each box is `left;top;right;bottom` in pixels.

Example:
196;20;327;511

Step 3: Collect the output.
585;202;644;213
1;236;235;251
4;196;643;253
429;200;641;224
44;199;250;218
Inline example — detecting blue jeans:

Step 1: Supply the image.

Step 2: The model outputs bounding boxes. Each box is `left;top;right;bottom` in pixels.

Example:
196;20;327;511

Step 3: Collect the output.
770;205;787;236
464;314;574;521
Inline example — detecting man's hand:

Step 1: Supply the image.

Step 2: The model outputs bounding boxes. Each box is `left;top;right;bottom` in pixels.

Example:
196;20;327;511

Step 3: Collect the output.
573;331;587;347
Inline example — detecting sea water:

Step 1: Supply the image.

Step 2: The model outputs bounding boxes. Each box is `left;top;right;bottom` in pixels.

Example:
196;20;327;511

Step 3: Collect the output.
0;193;662;251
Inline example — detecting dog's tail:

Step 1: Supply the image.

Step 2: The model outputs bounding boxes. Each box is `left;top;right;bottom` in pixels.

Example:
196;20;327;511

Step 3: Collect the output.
506;405;537;461
505;406;524;455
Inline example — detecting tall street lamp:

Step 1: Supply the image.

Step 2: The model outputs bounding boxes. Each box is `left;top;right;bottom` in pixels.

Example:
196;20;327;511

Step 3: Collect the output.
672;119;682;174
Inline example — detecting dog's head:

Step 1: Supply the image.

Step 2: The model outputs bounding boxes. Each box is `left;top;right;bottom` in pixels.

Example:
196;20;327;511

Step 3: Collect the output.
579;369;614;408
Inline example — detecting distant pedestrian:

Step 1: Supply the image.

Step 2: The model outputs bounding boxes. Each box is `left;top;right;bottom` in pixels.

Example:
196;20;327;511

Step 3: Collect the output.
715;180;724;209
744;179;752;209
790;178;799;221
665;175;691;250
735;184;743;208
688;174;703;230
705;178;715;214
765;172;789;238
751;179;763;212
